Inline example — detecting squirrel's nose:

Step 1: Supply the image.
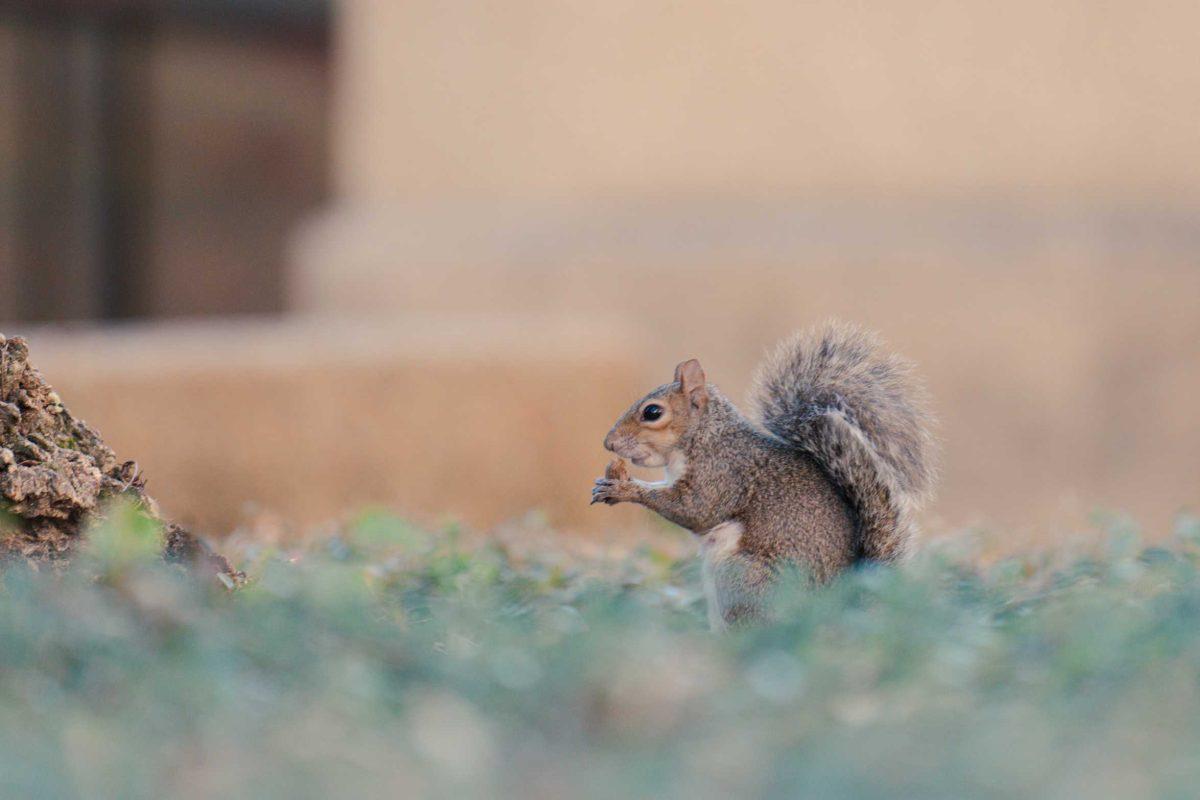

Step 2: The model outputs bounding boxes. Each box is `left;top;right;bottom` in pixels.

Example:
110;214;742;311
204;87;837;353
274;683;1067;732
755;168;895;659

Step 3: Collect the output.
603;430;617;452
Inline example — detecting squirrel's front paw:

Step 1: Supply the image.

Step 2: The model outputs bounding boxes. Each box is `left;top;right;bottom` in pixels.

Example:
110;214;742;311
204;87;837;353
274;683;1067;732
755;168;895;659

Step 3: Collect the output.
591;476;637;506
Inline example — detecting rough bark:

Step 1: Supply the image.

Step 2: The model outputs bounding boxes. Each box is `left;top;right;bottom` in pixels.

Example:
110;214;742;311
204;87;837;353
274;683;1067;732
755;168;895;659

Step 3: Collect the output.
0;335;238;581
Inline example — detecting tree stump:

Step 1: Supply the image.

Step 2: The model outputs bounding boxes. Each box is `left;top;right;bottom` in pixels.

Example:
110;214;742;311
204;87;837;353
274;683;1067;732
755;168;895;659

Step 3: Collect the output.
0;335;238;581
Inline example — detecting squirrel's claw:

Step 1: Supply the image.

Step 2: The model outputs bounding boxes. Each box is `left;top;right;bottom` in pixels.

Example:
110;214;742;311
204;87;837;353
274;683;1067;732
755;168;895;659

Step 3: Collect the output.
591;477;628;506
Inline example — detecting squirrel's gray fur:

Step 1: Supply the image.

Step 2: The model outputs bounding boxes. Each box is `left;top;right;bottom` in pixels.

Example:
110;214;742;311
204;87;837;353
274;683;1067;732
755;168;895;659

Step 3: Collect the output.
593;320;937;628
750;320;938;562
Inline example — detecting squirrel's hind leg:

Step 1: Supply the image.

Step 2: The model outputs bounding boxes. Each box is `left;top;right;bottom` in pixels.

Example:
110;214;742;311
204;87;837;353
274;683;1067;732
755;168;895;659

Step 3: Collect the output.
700;522;774;631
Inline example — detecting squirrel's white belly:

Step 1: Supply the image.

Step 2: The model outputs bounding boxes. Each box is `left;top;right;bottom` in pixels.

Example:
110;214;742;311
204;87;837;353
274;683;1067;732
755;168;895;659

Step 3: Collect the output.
635;452;688;491
664;452;688;484
699;520;744;632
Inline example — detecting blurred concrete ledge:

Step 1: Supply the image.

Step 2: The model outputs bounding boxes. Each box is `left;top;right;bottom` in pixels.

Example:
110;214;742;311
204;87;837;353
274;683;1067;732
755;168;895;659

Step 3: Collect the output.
293;194;1200;316
9;315;648;537
290;196;1200;539
5;198;1197;542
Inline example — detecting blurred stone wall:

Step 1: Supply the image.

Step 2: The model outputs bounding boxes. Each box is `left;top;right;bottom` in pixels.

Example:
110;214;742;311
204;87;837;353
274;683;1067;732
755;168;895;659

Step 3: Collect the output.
284;1;1200;540
293;199;1200;538
21;316;644;537
5;2;1199;543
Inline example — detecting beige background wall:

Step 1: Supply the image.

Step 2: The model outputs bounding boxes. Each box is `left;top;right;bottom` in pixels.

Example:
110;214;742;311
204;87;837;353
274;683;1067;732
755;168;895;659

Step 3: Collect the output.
335;0;1200;197
282;1;1200;542
292;205;1200;539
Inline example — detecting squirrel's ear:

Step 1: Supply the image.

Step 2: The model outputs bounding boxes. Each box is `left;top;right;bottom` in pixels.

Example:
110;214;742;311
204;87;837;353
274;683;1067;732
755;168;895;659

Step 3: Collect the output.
674;359;705;390
674;359;707;409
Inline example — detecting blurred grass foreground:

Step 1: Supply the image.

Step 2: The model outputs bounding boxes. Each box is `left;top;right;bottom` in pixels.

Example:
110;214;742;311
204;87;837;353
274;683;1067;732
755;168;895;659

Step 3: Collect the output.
2;507;1200;799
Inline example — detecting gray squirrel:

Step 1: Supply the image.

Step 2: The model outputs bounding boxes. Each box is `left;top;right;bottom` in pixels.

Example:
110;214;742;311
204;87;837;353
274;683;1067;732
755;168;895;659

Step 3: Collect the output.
592;321;937;629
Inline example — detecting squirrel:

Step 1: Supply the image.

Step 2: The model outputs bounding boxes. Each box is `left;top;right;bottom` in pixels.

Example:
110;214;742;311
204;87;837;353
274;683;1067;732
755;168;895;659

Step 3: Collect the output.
591;321;937;629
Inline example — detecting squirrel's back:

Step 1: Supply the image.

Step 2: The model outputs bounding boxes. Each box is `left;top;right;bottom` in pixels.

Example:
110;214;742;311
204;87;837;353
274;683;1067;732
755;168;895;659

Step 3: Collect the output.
749;321;937;561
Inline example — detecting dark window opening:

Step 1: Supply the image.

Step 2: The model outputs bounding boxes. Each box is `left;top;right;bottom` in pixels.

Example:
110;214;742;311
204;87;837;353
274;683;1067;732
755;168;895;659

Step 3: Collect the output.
0;0;331;322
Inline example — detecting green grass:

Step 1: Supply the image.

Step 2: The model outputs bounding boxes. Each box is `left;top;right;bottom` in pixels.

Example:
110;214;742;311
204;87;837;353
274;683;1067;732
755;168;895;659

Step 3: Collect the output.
3;507;1200;800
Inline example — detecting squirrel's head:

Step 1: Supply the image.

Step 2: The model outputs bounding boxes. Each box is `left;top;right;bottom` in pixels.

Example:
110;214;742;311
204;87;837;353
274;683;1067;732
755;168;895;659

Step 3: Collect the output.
603;359;709;468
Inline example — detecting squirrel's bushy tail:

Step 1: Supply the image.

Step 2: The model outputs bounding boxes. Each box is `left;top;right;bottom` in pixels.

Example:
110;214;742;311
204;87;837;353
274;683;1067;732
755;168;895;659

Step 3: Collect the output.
750;321;937;561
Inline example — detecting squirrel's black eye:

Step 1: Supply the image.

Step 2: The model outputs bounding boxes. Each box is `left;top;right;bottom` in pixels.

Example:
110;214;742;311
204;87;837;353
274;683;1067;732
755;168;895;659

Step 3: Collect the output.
641;404;664;422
